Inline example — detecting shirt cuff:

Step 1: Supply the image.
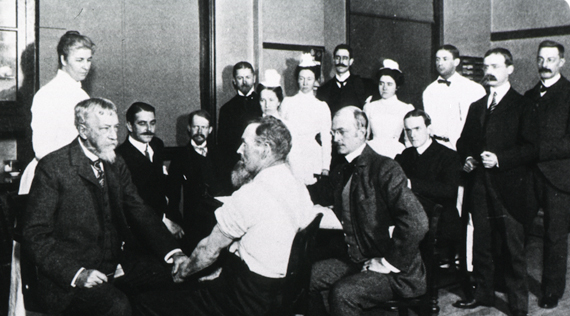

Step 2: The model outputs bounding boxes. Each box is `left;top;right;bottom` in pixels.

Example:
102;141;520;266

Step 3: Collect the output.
71;267;86;287
381;258;401;273
164;249;183;264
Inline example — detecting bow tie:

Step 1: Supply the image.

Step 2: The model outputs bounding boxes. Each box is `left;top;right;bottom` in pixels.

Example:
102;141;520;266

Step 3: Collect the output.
540;84;549;94
437;79;451;86
336;79;347;87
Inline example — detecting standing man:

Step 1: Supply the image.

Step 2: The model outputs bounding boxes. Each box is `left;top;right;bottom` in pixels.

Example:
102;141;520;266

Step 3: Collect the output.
524;40;570;309
22;98;188;316
167;109;230;250
307;106;428;316
217;61;262;179
116;102;184;238
455;48;537;316
316;44;378;115
135;116;317;316
422;45;486;150
395;109;462;258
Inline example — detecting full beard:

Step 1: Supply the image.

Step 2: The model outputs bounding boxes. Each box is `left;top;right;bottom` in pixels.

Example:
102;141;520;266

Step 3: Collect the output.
97;148;117;163
231;160;255;189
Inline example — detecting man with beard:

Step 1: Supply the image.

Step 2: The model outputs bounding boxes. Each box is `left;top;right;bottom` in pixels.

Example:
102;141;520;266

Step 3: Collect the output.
22;98;188;316
116;102;184;238
167;109;230;250
135;116;317;316
455;48;537;316
524;40;570;309
217;61;262;184
316;44;378;115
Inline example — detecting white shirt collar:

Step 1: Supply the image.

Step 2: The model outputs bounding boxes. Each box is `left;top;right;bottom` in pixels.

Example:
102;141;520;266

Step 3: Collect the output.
78;137;100;162
542;73;561;88
416;137;433;155
345;143;366;163
438;71;460;84
128;135;153;158
191;139;208;154
335;71;351;83
489;82;511;106
238;87;255;97
57;69;83;88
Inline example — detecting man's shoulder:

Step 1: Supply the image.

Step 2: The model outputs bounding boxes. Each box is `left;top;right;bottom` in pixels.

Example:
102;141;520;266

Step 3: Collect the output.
150;137;165;151
220;94;240;110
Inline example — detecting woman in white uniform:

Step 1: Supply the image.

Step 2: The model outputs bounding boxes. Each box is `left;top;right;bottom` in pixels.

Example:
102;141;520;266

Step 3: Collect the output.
281;53;331;185
363;59;414;158
19;31;94;194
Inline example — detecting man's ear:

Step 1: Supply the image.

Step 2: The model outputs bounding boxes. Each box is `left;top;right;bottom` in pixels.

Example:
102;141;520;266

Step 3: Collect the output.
349;58;354;67
126;121;133;134
453;58;460;68
60;55;67;67
77;124;88;139
207;126;213;136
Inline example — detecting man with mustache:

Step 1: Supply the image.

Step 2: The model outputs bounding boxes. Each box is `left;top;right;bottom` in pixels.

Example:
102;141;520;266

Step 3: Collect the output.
22;98;188;315
422;45;486;150
217;61;262;187
166;109;230;250
455;48;537;316
524;40;570;309
135;116;317;316
116;102;184;239
316;44;378;116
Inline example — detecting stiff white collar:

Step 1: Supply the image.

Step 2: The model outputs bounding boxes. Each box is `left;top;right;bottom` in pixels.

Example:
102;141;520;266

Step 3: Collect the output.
345;143;366;163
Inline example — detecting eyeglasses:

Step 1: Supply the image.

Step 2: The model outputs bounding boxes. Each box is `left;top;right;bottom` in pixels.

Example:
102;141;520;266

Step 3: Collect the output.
191;125;209;131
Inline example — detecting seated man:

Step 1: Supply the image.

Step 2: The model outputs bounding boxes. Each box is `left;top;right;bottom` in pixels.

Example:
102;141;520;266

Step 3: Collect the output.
395;109;462;259
116;102;184;238
167;109;230;250
307;106;428;316
21;98;187;316
135;116;317;316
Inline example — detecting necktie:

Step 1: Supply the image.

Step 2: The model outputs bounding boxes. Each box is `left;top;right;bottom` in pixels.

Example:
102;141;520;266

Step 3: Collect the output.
145;145;152;162
488;92;498;113
540;83;548;94
336;79;347;88
437;79;451;86
342;158;357;188
92;159;105;189
195;146;207;157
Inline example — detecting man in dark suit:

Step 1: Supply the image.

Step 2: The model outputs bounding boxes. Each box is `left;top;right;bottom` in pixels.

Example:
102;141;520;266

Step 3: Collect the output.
167;109;229;250
395;109;462;256
307;106;428;316
316;44;378;115
524;40;570;309
217;61;262;180
455;48;537;316
21;98;188;316
116;102;184;238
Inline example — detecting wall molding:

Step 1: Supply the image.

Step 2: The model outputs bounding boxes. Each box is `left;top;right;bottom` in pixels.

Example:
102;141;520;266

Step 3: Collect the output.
491;25;570;41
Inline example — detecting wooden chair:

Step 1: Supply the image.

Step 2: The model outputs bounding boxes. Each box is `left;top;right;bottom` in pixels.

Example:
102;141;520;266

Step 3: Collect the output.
370;199;444;316
279;212;323;316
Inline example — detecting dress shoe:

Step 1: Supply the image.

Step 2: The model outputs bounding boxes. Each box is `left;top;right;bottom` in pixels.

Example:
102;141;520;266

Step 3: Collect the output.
452;298;493;309
538;294;558;309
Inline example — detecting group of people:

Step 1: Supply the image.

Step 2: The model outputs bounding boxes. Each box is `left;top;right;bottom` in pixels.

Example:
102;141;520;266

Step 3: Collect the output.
14;28;570;316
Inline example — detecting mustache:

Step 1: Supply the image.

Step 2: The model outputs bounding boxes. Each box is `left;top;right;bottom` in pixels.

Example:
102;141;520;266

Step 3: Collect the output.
480;74;497;85
539;68;552;73
193;134;206;139
141;132;154;136
335;63;349;68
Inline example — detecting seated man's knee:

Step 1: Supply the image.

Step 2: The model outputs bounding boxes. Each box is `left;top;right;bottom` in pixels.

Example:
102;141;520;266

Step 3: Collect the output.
106;291;132;316
329;279;358;310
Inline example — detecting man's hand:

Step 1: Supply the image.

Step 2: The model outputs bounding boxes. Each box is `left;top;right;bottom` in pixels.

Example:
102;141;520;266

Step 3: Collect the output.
481;151;498;169
163;217;185;239
171;253;190;283
361;258;391;274
198;267;222;282
463;157;479;173
76;269;108;288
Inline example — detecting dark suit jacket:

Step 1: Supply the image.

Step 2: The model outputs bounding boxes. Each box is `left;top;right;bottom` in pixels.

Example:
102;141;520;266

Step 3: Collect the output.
309;145;428;297
316;74;379;115
22;138;179;312
525;76;570;193
116;137;181;224
217;92;262;175
457;88;538;224
166;142;228;228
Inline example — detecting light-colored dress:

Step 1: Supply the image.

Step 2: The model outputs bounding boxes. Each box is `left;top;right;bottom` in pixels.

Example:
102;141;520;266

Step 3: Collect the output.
364;95;414;158
19;70;90;194
281;92;332;185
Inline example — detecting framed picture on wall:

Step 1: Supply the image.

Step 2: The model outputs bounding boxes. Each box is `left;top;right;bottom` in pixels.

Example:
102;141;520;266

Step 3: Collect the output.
262;42;325;97
0;30;17;101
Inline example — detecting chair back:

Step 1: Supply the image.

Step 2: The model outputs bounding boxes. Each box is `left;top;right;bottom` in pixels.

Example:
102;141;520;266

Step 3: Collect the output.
280;212;323;316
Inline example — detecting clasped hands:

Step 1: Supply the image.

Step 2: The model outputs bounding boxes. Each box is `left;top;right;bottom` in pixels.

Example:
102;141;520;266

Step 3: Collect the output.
361;258;392;274
463;151;498;173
